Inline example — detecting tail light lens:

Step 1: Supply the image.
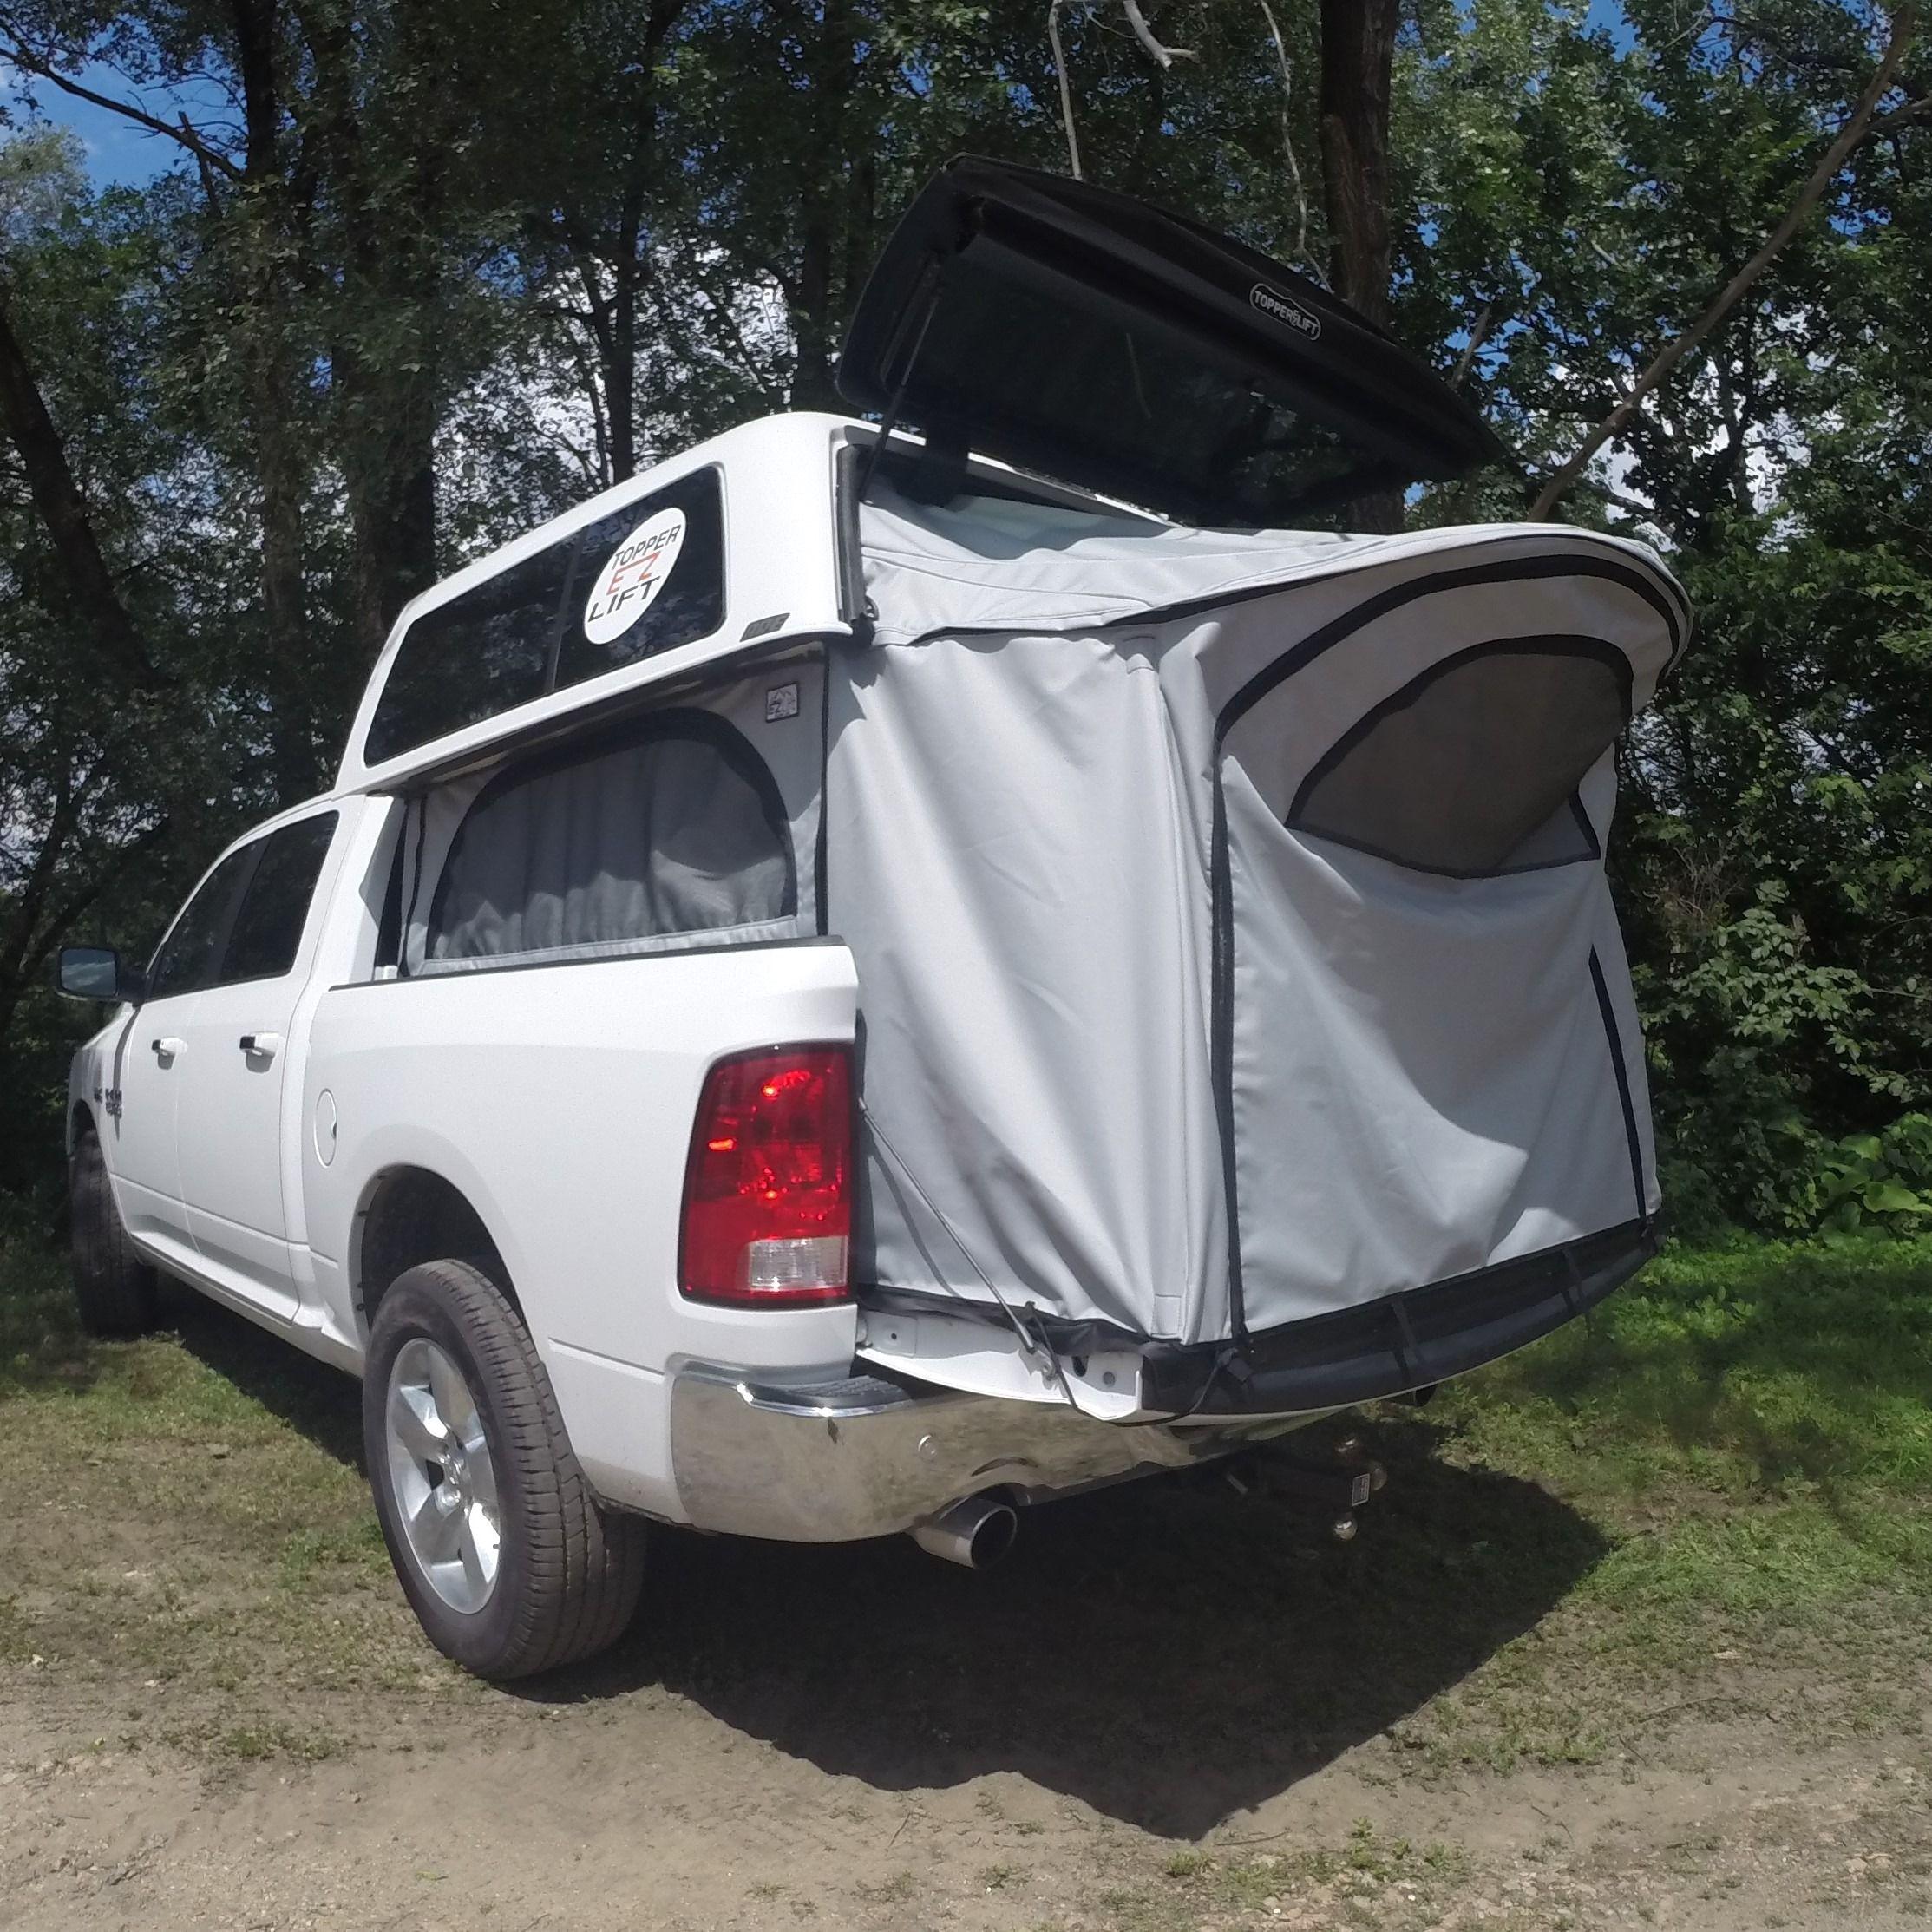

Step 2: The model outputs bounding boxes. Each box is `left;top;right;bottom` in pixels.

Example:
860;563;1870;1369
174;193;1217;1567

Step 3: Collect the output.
679;1046;852;1306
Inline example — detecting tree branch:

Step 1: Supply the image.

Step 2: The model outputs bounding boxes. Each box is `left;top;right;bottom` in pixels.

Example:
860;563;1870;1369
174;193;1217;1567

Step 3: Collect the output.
1529;3;1918;520
1047;0;1083;180
0;29;245;181
6;815;170;1004
1254;0;1313;272
1119;0;1194;68
1449;298;1498;389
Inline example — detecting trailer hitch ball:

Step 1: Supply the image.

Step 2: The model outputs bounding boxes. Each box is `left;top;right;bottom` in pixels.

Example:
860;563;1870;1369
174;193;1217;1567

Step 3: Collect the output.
1331;1514;1358;1543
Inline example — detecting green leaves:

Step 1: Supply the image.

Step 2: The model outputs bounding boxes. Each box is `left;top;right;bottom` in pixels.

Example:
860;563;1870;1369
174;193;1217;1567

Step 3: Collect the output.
0;0;1929;1235
1817;1116;1932;1235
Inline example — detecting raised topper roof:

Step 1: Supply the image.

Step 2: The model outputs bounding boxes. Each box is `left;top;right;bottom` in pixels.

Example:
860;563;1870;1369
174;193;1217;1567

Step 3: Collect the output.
836;155;1508;527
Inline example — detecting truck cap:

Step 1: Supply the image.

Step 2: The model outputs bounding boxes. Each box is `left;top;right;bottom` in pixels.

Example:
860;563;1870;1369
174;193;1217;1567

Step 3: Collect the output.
835;154;1509;527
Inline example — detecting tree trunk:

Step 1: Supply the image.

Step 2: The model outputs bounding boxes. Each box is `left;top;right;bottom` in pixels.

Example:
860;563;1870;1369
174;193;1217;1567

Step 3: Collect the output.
0;278;161;689
1318;0;1396;330
299;0;442;665
1318;0;1403;533
787;0;860;411
228;0;325;803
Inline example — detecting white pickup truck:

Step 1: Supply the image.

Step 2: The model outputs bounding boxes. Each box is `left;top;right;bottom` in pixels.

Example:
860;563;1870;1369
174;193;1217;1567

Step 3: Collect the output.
58;159;1686;1680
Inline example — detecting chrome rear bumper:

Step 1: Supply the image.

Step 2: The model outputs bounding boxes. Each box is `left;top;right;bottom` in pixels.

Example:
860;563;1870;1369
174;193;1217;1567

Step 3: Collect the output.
667;1360;1318;1542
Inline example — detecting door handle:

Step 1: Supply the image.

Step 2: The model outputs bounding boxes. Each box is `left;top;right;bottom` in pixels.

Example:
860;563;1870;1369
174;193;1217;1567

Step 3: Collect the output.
149;1037;185;1059
239;1032;285;1058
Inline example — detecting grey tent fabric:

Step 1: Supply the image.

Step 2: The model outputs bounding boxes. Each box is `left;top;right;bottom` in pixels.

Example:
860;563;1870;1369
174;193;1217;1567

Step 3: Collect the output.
830;485;1680;1348
830;625;1228;1344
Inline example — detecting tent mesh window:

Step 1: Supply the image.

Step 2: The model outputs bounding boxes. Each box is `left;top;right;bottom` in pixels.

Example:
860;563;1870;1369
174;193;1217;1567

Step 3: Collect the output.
366;468;726;766
424;712;796;968
1286;640;1631;878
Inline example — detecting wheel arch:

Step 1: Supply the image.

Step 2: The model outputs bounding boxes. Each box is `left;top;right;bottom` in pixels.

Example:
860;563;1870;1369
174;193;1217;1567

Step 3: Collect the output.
351;1165;519;1337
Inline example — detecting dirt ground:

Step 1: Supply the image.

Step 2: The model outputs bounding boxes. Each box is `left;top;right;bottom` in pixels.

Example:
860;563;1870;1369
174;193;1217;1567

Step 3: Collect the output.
4;1615;1929;1931
3;1279;1929;1931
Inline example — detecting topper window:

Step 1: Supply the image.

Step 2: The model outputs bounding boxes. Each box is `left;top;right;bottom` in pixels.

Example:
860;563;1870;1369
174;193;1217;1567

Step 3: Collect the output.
364;469;726;765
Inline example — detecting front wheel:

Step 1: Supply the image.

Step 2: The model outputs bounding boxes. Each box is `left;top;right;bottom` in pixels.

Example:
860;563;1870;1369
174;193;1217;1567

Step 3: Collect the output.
363;1259;646;1680
69;1130;159;1336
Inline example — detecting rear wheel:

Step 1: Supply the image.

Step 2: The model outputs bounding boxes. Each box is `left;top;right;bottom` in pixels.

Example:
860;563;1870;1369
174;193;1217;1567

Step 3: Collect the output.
69;1130;159;1336
363;1259;646;1680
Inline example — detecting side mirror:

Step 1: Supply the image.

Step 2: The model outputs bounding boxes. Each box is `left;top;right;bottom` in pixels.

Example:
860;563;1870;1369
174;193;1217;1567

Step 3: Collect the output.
56;946;143;1004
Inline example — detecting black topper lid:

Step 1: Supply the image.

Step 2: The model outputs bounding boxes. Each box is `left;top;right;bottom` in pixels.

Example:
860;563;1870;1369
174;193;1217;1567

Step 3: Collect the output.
837;155;1507;525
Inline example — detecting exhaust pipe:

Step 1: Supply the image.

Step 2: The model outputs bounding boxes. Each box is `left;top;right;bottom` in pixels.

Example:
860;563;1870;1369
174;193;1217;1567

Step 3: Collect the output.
911;1494;1019;1570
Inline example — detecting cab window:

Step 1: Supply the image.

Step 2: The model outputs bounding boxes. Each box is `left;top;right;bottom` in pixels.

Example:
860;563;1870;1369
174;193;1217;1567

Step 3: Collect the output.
147;849;253;1001
145;814;339;999
221;815;338;985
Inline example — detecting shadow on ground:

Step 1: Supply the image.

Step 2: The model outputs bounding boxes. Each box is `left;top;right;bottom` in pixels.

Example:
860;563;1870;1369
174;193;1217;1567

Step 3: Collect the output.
568;1424;1603;1837
163;1282;367;1464
148;1289;1606;1837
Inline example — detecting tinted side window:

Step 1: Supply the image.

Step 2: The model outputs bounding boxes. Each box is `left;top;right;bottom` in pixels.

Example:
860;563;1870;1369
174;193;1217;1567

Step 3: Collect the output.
365;539;576;764
221;815;339;985
147;849;254;1001
555;470;725;691
363;468;727;770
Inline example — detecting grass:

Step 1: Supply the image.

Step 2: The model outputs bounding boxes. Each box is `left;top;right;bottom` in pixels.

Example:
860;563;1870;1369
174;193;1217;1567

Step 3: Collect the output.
1444;1237;1932;1622
2;1229;1929;1786
1091;1823;1493;1932
1385;1235;1932;1767
0;1235;427;1713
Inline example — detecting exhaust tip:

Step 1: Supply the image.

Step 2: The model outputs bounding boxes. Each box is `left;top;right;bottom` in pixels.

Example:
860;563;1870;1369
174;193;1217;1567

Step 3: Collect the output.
911;1494;1019;1570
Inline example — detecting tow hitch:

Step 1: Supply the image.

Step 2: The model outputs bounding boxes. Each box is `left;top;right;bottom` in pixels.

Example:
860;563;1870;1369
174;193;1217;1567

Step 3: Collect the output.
1224;1433;1388;1542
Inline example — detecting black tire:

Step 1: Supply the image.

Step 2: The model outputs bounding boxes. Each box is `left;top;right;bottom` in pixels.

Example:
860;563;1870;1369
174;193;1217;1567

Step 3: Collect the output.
363;1258;646;1680
69;1130;159;1337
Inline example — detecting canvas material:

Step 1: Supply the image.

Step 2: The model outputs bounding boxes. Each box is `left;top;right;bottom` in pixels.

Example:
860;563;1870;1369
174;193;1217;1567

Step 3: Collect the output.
835;488;1683;1344
828;625;1227;1344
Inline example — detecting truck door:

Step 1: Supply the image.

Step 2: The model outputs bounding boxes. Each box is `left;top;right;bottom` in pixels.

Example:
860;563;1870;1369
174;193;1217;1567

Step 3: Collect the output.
175;811;340;1318
107;846;256;1264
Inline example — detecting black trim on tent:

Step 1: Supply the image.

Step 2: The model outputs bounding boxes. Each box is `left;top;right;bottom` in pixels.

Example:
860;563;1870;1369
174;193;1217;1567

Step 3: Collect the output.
860;1215;1662;1418
1219;555;1683;726
1136;1217;1661;1417
876;541;1689;671
1589;948;1650;1222
1567;792;1601;859
1287;635;1633;822
838;155;1509;527
1281;635;1630;880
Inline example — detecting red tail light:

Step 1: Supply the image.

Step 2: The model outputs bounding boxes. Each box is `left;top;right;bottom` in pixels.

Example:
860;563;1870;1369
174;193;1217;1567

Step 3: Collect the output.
679;1046;852;1306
